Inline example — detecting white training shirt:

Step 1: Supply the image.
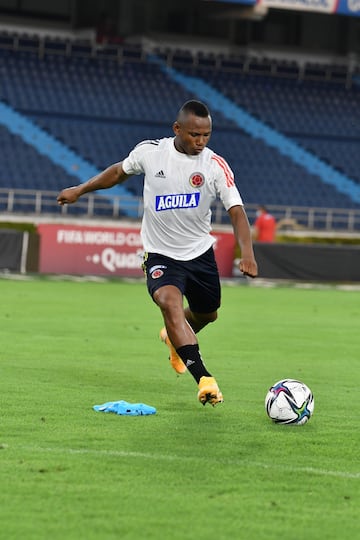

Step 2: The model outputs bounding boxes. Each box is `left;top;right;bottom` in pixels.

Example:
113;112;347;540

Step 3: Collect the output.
122;137;243;260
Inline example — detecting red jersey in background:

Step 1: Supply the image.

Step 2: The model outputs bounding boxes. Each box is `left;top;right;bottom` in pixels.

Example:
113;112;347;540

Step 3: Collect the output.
254;212;276;242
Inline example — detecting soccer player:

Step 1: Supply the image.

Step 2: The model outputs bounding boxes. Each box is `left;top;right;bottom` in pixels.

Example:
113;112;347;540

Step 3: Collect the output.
57;100;258;406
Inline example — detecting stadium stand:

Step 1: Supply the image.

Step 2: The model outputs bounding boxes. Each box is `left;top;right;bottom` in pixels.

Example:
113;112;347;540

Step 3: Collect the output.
0;47;236;199
0;34;360;227
0;124;78;191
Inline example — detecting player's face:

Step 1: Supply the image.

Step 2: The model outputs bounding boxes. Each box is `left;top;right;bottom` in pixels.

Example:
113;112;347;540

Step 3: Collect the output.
173;113;212;155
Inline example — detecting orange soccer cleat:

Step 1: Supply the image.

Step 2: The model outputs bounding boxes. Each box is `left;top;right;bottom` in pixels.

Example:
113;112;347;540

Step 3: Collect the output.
159;327;187;375
197;376;224;406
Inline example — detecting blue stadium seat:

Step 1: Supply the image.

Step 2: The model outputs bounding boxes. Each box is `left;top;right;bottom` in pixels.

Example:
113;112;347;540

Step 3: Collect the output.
0;46;359;215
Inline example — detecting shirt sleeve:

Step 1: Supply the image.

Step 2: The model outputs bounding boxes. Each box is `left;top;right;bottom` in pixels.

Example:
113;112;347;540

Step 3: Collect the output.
211;154;243;210
122;143;147;176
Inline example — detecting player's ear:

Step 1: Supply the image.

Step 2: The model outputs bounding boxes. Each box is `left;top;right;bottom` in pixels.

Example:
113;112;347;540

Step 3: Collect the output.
173;121;180;135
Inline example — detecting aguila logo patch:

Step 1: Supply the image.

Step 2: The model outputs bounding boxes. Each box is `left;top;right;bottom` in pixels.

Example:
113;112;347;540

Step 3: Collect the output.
189;172;205;188
155;193;200;211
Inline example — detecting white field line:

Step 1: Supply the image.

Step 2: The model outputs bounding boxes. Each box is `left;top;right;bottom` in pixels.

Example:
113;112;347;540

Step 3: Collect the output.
15;445;360;480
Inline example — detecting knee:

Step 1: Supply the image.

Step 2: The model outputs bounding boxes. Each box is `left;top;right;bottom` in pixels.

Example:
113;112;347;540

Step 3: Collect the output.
197;310;218;325
153;285;182;313
207;311;218;323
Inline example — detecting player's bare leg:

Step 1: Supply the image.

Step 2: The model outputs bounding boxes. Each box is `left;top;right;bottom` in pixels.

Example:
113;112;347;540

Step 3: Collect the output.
155;285;223;406
184;306;217;333
157;285;194;374
160;307;217;373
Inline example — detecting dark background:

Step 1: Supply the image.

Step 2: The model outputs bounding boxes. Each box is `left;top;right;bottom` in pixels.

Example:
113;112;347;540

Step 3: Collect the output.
0;0;359;56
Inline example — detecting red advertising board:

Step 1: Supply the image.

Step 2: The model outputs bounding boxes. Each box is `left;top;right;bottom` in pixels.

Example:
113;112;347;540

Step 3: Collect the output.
212;231;236;277
38;224;235;277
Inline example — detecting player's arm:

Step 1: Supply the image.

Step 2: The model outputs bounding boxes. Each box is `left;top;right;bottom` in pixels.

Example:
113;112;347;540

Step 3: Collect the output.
228;204;258;278
57;161;130;205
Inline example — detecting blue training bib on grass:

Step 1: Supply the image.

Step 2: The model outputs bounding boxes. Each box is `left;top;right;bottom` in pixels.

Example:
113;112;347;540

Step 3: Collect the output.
93;400;156;416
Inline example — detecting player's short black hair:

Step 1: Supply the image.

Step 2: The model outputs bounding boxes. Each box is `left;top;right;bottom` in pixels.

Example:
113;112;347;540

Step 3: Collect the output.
178;100;210;119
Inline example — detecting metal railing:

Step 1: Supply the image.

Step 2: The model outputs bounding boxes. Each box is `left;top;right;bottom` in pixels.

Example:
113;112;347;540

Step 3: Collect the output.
1;188;360;233
0;188;143;220
245;204;360;234
0;30;358;87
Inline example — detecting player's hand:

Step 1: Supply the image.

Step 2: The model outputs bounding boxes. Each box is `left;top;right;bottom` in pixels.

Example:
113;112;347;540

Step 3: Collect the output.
57;186;81;205
239;257;258;278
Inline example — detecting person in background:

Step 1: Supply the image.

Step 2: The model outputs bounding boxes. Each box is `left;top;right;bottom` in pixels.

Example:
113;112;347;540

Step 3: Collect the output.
253;205;276;243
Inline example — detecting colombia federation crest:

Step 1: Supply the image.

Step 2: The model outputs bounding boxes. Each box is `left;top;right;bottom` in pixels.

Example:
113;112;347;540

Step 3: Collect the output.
189;172;205;188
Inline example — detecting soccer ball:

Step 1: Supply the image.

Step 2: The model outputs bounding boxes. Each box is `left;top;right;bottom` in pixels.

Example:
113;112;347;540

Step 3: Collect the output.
265;379;314;425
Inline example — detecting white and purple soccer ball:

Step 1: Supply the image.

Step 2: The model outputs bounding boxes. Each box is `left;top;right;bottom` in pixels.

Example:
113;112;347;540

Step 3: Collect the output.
265;379;314;425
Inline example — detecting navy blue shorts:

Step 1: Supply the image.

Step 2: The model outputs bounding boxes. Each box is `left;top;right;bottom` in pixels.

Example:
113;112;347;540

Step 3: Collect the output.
143;248;221;314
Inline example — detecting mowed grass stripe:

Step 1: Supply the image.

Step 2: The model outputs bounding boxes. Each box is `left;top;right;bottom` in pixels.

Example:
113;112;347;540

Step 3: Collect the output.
16;444;360;480
1;278;359;540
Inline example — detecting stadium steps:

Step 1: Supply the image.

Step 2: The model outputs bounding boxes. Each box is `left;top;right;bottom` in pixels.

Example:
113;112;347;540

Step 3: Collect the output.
0;100;139;217
149;58;360;205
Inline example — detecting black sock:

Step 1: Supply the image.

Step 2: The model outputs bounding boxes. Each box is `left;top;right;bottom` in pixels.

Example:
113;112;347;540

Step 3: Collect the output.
176;344;211;383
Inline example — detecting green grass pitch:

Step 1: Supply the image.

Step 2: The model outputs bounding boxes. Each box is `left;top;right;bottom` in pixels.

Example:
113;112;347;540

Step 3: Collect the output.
0;276;359;540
